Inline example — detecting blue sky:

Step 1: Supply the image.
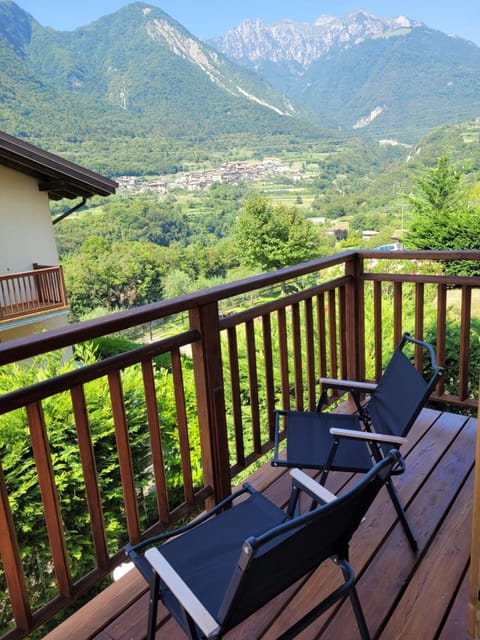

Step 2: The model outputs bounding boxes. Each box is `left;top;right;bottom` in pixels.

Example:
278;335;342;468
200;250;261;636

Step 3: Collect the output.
15;1;480;46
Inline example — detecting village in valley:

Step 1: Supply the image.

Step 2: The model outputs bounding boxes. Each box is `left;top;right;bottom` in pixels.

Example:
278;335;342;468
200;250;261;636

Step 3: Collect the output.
116;157;305;195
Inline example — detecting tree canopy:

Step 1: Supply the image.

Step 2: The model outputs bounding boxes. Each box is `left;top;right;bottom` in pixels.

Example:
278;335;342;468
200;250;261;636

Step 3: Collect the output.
233;196;325;272
403;156;480;274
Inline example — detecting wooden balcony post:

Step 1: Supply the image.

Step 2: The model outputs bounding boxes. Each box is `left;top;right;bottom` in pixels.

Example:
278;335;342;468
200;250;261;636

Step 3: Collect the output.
344;253;365;381
468;378;480;639
189;301;231;509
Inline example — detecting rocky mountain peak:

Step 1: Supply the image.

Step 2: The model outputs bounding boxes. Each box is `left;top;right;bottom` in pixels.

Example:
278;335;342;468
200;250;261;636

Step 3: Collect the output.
209;9;423;70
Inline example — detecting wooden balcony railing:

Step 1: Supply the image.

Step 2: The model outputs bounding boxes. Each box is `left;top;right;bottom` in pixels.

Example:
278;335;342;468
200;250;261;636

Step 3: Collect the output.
0;265;67;322
0;250;479;638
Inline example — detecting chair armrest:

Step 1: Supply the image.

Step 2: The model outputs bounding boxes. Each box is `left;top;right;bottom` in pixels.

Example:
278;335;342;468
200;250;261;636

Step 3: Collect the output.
289;468;337;503
145;547;221;638
320;377;378;393
329;427;408;445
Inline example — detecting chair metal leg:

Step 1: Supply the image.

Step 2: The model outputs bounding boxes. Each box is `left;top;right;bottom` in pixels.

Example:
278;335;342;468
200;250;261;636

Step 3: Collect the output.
319;437;340;485
147;571;160;640
385;479;418;552
339;559;370;640
287;483;302;517
276;557;371;640
348;586;371;640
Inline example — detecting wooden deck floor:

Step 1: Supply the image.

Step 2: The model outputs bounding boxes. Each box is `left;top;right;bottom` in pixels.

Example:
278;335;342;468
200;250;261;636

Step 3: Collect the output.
43;406;476;640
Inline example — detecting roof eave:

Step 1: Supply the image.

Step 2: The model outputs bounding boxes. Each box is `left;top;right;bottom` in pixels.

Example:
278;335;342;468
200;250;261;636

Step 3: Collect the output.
0;131;118;200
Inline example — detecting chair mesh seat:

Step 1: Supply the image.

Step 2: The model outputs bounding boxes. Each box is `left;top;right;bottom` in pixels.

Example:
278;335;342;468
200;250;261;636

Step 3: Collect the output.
160;492;287;615
285;411;373;472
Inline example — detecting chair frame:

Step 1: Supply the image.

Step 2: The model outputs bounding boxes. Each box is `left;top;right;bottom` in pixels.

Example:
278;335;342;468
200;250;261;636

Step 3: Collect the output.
126;452;402;640
272;332;444;551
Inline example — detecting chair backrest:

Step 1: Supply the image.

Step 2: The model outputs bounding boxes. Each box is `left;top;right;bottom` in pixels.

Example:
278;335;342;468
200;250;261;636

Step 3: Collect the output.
366;333;443;439
218;450;401;632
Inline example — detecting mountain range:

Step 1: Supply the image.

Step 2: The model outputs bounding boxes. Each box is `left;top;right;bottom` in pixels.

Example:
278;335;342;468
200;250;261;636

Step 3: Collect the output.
211;10;480;140
0;1;479;175
210;10;422;75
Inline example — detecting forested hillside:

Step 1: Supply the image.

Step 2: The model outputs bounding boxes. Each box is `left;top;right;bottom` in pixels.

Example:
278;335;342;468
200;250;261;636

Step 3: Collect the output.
0;0;325;175
292;29;480;141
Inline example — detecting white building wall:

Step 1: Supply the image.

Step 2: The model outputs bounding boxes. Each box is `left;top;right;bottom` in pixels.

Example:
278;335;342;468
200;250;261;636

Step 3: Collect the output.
0;165;67;342
0;165;60;274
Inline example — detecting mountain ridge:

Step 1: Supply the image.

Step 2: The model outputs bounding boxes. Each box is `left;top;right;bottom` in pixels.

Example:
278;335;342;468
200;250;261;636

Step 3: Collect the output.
209;9;423;71
28;2;298;118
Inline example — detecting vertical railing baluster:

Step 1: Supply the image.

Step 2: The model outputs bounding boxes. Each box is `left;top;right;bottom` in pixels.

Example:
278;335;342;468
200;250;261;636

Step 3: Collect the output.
245;319;261;453
414;283;425;370
108;371;140;543
339;284;347;379
291;302;303;410
459;285;472;401
0;458;31;631
70;385;109;569
373;281;383;380
436;283;447;398
393;281;403;346
171;347;195;505
58;266;68;306
26;401;72;597
277;307;290;411
261;313;276;441
226;325;245;468
304;297;316;411
316;292;327;382
328;289;338;379
141;360;170;524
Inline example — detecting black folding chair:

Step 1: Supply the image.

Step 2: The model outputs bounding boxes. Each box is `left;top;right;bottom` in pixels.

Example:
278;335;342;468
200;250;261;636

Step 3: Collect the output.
126;450;402;640
272;333;444;551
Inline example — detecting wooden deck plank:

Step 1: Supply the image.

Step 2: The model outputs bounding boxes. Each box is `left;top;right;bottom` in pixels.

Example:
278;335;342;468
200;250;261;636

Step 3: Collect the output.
316;413;476;640
437;568;470;640
95;591;171;640
40;407;475;640
42;569;149;640
261;410;470;640
381;469;473;638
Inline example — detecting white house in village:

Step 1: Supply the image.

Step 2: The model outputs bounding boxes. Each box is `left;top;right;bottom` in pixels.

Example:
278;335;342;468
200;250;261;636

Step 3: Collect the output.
0;130;117;343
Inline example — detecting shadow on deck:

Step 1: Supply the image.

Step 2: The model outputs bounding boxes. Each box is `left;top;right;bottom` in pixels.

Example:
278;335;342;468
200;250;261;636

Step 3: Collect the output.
43;406;474;640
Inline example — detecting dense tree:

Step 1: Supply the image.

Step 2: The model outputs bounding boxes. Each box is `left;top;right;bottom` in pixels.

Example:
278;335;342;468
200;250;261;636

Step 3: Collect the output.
63;239;167;317
233;196;324;272
404;155;462;242
403;156;480;275
55;196;192;257
349;212;384;232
